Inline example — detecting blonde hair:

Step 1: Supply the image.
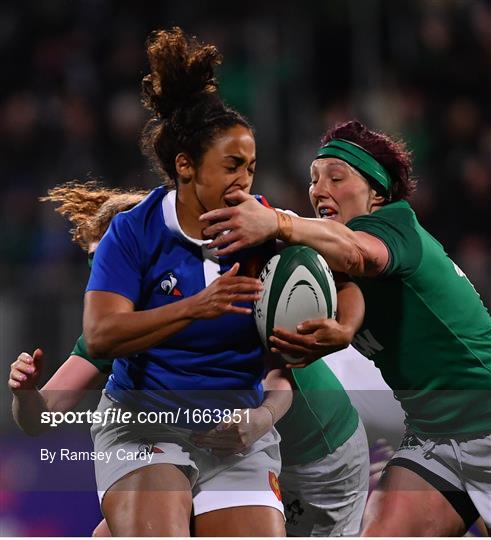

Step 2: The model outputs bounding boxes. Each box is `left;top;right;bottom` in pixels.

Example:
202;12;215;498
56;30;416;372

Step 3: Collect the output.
40;181;149;250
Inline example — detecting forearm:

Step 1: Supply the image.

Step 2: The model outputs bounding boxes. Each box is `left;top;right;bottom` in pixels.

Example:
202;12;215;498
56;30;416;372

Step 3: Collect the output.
336;280;365;337
12;390;50;436
84;296;196;358
280;214;367;274
261;368;293;424
85;262;260;358
41;356;107;412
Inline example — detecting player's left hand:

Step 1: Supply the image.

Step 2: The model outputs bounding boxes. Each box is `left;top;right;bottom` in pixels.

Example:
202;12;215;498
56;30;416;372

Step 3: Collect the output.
8;349;44;392
199;190;278;256
269;318;352;368
191;406;272;457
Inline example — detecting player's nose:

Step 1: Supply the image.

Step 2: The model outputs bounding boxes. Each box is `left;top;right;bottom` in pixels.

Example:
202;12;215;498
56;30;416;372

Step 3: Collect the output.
311;178;332;200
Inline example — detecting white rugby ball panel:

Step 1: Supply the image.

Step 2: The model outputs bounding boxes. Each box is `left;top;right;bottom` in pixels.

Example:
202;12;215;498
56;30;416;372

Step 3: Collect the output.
254;245;337;364
317;253;337;319
253;254;280;349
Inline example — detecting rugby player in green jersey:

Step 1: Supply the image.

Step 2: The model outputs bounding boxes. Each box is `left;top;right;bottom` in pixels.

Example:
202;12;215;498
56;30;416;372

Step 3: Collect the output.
193;354;370;536
200;120;491;536
9;181;370;536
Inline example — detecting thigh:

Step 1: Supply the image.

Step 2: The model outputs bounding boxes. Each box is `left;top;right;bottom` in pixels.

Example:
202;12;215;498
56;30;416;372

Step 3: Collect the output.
282;476;368;537
193;427;284;515
362;465;467;536
194;506;285;537
281;421;369;537
192;428;284;534
461;433;491;531
102;463;193;536
92;393;199;505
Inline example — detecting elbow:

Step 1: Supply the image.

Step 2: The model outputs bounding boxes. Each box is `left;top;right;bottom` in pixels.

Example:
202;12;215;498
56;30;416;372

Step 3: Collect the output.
23;425;47;437
84;324;114;359
85;334;112;359
85;339;102;359
344;246;366;276
13;417;46;437
344;244;381;277
83;294;125;358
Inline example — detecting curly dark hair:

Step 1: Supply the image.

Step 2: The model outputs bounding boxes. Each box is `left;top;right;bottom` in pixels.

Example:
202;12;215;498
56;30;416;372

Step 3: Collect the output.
40;181;149;250
321;120;417;201
140;27;252;188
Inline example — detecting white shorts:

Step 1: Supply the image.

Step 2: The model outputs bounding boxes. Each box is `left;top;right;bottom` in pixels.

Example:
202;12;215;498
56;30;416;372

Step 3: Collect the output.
280;419;369;537
387;430;491;529
91;392;284;517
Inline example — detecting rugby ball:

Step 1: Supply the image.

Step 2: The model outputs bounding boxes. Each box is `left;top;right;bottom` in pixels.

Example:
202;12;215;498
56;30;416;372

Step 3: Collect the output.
254;245;337;364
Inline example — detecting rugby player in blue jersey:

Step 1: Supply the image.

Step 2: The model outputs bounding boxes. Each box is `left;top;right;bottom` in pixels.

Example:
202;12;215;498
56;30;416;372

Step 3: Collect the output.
10;179;362;537
14;167;373;537
9;29;368;537
78;27;293;537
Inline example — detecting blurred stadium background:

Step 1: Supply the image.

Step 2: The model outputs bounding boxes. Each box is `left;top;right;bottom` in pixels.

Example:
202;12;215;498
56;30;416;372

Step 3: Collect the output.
1;0;490;535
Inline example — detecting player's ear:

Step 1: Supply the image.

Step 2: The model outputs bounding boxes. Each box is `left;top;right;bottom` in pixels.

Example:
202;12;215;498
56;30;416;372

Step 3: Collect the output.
369;188;385;210
175;153;195;183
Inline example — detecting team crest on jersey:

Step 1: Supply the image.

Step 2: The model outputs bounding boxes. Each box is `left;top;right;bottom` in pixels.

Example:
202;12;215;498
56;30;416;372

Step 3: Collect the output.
160;272;182;296
268;471;282;501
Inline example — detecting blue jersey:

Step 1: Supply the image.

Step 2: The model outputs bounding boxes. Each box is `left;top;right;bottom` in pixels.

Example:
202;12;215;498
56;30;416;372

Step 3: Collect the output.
86;187;273;427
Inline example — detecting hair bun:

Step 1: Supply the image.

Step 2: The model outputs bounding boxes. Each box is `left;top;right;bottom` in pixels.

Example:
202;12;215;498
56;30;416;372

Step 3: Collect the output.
141;27;222;119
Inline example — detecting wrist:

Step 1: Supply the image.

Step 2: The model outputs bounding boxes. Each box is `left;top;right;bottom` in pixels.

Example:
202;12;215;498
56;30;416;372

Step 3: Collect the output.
12;385;39;398
274;210;293;242
259;403;276;426
183;296;204;321
338;322;355;345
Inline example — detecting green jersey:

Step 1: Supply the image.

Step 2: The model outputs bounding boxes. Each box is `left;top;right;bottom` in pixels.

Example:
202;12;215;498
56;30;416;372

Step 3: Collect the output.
277;359;359;466
71;335;112;375
347;200;491;437
71;336;358;464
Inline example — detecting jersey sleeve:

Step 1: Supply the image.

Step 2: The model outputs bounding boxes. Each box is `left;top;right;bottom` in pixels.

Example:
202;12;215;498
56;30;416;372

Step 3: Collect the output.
86;212;142;303
347;210;422;277
71;335;113;374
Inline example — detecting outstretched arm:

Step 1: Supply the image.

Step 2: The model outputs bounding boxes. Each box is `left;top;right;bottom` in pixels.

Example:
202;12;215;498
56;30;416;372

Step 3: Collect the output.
10;349;106;436
200;189;388;276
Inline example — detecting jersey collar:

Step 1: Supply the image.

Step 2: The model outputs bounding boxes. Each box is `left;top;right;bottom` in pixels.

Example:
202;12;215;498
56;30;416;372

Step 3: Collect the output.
162;190;215;249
